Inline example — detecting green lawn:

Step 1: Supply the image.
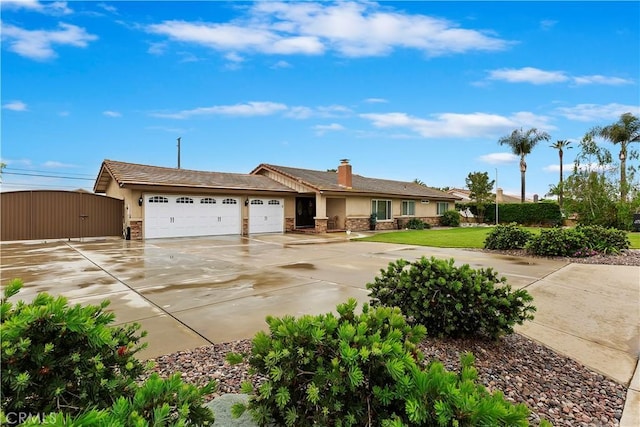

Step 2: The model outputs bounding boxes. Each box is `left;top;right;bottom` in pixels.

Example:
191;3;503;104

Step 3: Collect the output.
357;227;640;249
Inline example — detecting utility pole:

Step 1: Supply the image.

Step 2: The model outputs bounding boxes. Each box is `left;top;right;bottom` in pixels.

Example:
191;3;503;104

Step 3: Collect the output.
177;137;181;169
495;168;499;225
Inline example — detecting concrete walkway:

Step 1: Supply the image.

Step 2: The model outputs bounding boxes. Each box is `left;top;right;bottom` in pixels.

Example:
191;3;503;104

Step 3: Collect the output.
1;233;638;425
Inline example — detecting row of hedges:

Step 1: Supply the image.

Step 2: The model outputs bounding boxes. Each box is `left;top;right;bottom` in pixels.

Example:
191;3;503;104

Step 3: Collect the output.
484;224;630;256
460;202;562;226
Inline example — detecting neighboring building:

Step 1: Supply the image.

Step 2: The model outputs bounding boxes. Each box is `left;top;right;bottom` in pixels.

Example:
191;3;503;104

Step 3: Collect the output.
447;188;528;204
94;159;460;239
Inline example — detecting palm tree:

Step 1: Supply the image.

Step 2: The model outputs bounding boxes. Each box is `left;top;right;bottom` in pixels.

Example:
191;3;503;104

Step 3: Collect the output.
550;140;573;209
589;112;640;202
498;128;551;203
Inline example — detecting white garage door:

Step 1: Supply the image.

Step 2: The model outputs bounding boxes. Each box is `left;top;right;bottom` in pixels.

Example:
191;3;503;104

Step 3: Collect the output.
144;195;241;239
249;198;284;234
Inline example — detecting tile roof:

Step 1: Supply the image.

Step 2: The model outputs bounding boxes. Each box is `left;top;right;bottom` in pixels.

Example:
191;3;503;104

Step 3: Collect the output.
93;160;296;193
253;164;460;200
446;188;528;203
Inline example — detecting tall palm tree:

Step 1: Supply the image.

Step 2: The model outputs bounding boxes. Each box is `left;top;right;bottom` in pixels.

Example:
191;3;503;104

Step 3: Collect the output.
589;112;640;202
498;128;551;203
550;139;573;209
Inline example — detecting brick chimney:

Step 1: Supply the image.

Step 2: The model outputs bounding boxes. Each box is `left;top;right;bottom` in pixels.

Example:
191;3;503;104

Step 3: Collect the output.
496;188;504;203
337;159;352;188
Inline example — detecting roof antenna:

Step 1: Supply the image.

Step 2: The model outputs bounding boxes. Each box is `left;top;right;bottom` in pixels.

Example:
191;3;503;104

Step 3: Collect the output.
177;137;181;169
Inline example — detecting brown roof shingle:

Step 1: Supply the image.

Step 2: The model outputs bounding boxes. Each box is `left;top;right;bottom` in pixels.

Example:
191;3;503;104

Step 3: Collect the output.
94;160;296;193
254;164;459;200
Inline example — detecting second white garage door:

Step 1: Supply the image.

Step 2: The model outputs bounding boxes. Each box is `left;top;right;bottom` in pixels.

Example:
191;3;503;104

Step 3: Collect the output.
144;195;241;239
249;198;284;234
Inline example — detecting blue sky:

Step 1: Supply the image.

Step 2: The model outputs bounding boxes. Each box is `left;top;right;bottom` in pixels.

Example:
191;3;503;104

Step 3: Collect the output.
2;1;639;198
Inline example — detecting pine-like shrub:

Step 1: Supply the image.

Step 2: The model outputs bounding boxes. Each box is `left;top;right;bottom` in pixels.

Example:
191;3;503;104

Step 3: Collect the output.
0;279;216;425
484;223;534;250
367;257;536;339
577;225;630;254
526;228;585;257
231;299;535;426
13;373;216;426
439;210;461;227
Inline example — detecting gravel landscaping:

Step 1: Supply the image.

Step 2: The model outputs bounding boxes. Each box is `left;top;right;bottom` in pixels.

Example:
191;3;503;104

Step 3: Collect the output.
147;252;638;426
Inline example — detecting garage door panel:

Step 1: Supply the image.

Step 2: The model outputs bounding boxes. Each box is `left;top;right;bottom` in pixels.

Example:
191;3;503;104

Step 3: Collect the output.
144;195;240;239
249;198;284;234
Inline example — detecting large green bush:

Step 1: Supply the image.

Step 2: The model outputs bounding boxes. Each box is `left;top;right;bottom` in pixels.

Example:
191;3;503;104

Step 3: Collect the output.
0;279;215;426
479;202;562;226
232;299;534;427
405;218;430;230
484;223;534;250
577;225;630;254
439;210;461;227
526;226;630;257
367;257;536;339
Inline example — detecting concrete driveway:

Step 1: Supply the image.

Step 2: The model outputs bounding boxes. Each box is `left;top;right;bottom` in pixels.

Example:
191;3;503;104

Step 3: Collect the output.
1;233;638;406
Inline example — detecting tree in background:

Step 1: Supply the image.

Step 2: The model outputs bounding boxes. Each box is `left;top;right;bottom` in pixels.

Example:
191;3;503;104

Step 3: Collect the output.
588;112;640;202
498;128;551;203
549;140;573;210
465;171;495;223
413;178;427;186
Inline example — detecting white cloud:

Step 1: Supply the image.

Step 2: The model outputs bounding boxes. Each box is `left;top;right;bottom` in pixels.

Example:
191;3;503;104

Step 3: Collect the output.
313;123;345;135
1;0;72;15
572;75;634;86
543;163;574;173
360;111;554;138
43;160;76;168
271;60;292;69
152;101;288;119
145;1;511;58
1;22;97;60
556;103;640;122
488;67;568;84
148;41;167;55
478;153;519;165
103;110;122;118
540;19;557;30
364;98;388;104
2;100;28;111
285;106;313;119
225;52;244;62
97;3;117;14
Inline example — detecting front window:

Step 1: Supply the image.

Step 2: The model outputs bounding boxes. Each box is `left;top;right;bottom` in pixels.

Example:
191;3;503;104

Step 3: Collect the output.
371;199;392;220
401;200;415;216
436;202;449;215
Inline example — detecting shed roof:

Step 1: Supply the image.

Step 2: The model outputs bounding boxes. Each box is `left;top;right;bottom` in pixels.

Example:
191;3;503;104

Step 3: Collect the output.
93;160;296;193
252;164;460;200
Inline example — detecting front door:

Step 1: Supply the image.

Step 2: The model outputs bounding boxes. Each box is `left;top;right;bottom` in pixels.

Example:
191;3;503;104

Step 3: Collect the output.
295;197;316;228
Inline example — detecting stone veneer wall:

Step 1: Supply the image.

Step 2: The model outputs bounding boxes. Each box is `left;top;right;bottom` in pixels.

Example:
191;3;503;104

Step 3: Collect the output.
130;220;142;240
345;217;370;232
314;218;328;233
242;218;248;236
285;217;295;231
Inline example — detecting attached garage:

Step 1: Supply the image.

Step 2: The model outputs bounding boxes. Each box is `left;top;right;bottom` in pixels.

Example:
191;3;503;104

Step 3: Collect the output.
144;194;241;239
249;198;284;234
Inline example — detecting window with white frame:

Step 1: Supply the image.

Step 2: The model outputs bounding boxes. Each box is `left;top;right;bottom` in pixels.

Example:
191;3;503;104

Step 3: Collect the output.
401;200;415;216
436;202;449;215
371;199;392;220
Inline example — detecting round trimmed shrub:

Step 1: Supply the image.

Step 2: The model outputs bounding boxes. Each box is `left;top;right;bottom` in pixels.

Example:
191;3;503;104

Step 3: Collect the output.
525;228;585;257
367;257;536;339
484;223;534;250
440;210;461;227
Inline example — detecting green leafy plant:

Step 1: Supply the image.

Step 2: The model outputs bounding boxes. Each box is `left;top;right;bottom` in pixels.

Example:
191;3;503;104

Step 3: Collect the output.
577;225;630;254
367;257;536;339
369;213;377;230
0;279;216;426
230;299;537;426
484;223;534;250
405;218;430;230
526;228;586;257
439;210;461;227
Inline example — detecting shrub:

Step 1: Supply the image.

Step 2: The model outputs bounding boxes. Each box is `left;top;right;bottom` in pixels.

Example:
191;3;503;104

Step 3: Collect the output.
526;228;585;257
367;257;536;339
405;218;430;230
484;223;534;250
481;202;562;226
0;279;216;425
439;210;461;227
578;225;630;254
232;299;534;427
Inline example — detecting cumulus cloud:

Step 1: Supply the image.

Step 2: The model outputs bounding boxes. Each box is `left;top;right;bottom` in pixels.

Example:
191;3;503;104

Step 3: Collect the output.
1;22;97;60
313;123;345;135
2;100;28;111
145;1;511;58
152;101;288;119
478;153;519;165
103;110;122;117
556;103;640;122
488;67;568;84
360;111;554;138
